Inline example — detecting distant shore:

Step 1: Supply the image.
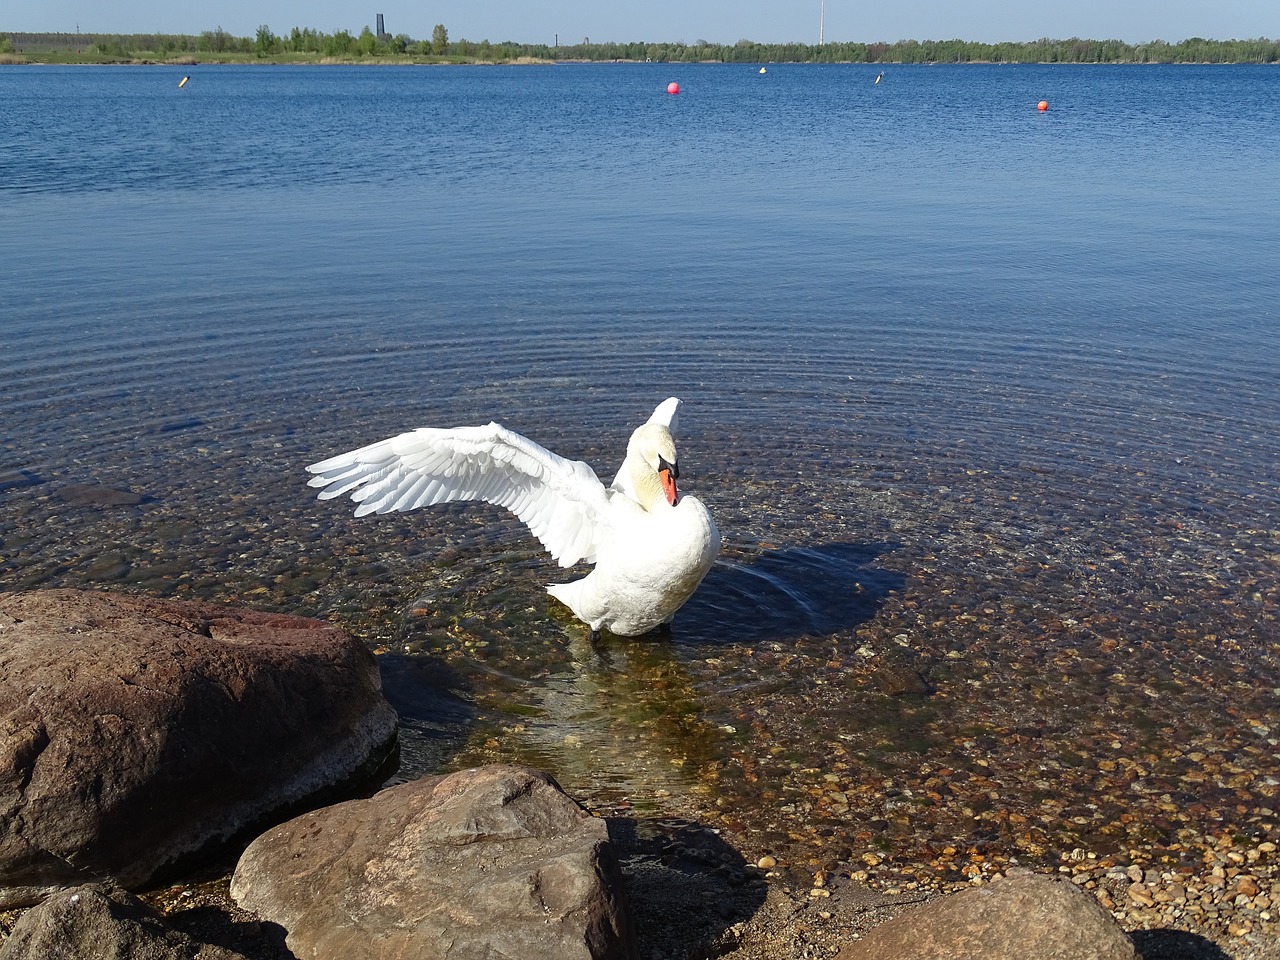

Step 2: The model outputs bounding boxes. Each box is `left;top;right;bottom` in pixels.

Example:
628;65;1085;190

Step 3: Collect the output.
4;54;1278;68
3;29;1278;67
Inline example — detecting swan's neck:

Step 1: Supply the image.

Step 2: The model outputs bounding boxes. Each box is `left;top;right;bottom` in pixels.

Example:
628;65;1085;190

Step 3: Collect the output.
619;422;679;512
625;454;670;512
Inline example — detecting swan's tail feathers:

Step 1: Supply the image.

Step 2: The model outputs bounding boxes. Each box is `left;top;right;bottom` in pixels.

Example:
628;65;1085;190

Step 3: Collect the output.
547;580;586;624
549;576;613;630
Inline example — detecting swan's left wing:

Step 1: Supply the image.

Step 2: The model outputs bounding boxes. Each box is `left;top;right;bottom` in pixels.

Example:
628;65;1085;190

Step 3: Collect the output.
306;423;611;567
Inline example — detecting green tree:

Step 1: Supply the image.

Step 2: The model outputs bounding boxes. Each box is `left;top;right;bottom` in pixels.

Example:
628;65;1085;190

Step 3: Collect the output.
255;24;277;57
290;27;321;53
325;29;354;57
357;25;378;56
198;26;229;53
432;23;448;55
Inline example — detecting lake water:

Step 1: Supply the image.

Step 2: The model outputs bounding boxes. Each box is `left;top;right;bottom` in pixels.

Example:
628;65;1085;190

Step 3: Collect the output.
3;62;1279;891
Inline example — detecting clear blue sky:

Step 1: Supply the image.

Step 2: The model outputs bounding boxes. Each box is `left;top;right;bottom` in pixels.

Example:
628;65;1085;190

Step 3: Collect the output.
5;0;1275;45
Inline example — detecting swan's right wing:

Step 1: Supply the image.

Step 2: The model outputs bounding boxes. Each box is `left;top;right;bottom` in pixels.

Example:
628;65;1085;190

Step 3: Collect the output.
648;396;681;436
306;423;611;567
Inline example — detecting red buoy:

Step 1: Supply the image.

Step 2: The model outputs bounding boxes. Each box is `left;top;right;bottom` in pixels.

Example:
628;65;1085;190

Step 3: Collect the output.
667;82;680;95
1037;100;1049;112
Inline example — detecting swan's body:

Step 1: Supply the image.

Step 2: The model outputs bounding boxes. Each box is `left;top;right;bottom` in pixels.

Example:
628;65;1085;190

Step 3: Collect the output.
306;398;719;637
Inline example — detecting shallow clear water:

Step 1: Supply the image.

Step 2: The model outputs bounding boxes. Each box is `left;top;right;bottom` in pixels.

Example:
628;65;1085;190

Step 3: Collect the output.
3;62;1279;883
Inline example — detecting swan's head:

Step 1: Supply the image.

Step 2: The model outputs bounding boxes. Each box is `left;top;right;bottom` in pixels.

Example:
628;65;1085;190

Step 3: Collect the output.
628;422;680;507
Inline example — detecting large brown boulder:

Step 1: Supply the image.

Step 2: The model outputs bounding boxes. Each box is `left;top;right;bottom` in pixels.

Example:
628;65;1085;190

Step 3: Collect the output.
835;868;1139;960
0;589;398;909
231;764;637;960
0;883;249;960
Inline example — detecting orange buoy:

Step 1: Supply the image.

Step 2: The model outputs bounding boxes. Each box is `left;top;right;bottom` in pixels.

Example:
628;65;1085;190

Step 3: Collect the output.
1037;100;1049;111
667;82;680;95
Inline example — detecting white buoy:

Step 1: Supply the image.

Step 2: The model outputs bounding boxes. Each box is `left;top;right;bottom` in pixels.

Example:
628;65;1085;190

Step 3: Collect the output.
759;67;767;74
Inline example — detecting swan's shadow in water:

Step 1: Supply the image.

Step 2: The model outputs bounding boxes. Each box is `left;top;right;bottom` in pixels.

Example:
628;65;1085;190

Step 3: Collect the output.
663;540;904;647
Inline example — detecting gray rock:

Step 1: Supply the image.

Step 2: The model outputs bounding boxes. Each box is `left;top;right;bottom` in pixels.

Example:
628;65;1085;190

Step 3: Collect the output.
0;883;248;960
0;589;398;908
56;483;148;507
871;663;932;696
231;764;637;960
835;868;1140;960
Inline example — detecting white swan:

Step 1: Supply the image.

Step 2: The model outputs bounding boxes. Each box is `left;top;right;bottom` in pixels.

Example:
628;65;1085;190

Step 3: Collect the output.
305;398;720;637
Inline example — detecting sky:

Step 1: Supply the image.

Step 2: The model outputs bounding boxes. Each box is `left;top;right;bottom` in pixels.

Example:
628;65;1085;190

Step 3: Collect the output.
4;0;1275;46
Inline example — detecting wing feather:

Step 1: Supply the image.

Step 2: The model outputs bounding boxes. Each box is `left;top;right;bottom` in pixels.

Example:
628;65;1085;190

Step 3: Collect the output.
648;396;682;435
306;422;611;567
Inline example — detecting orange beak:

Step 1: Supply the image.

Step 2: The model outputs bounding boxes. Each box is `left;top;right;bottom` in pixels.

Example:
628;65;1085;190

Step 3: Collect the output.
659;467;678;506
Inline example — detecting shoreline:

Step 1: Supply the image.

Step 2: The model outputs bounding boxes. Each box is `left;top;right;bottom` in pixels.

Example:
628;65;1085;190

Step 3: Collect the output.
3;817;1276;959
3;54;1278;67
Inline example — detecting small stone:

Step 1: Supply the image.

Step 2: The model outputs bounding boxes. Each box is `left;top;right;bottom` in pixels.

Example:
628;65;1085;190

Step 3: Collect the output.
1127;884;1154;907
756;855;777;869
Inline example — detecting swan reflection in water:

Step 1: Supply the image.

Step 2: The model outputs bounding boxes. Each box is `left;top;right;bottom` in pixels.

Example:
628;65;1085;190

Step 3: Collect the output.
383;537;902;804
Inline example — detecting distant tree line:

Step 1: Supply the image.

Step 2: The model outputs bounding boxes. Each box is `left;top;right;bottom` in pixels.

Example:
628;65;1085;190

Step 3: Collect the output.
4;28;1278;64
1;26;454;59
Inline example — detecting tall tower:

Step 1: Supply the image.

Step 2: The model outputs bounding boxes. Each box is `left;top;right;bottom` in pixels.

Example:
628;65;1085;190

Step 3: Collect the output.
376;13;385;39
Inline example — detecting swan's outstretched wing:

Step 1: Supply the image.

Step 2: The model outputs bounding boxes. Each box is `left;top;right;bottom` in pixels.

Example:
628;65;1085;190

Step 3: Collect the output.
306;423;611;567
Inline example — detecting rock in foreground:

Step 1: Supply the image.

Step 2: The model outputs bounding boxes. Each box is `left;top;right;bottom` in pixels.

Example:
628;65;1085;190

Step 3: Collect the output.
0;589;398;909
0;883;249;960
835;868;1139;960
231;764;636;960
